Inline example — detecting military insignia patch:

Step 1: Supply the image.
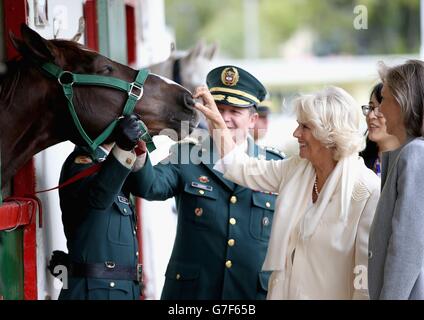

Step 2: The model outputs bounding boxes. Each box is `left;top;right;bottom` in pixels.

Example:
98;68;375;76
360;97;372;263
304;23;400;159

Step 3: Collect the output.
221;67;239;87
74;156;93;164
198;176;209;183
191;182;213;192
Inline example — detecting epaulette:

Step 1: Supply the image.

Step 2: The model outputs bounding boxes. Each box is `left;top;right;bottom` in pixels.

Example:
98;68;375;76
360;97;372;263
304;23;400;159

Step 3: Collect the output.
74;154;94;164
264;146;286;159
177;136;200;145
170;136;199;154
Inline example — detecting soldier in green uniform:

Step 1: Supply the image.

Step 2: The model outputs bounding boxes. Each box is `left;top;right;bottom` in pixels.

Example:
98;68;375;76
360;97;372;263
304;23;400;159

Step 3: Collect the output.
57;115;145;300
251;98;272;142
133;66;284;299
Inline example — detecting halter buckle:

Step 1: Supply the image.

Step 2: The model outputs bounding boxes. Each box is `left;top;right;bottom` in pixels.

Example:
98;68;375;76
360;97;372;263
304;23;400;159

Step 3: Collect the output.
58;71;75;86
129;82;144;100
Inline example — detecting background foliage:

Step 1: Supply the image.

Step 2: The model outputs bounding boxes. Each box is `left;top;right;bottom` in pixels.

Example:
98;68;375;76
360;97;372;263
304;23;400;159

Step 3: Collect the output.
165;0;420;58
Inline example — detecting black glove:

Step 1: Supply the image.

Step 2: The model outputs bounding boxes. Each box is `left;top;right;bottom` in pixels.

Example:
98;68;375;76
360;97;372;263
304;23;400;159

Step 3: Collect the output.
114;114;143;151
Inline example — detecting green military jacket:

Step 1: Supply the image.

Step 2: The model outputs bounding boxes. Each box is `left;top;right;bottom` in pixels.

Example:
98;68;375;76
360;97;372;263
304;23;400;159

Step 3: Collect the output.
134;137;284;300
58;146;140;300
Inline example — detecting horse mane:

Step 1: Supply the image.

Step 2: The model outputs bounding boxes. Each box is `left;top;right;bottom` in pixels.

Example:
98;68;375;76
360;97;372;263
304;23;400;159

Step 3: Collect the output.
51;39;87;51
51;39;98;63
0;58;24;110
0;40;97;111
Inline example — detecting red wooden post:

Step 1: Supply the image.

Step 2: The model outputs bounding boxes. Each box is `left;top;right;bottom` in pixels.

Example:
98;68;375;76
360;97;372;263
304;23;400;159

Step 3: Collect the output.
125;4;136;65
2;0;38;300
13;162;38;300
83;0;99;52
3;0;28;59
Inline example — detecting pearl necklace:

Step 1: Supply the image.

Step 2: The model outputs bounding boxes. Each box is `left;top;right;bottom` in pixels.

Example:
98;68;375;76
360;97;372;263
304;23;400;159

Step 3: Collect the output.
314;177;319;197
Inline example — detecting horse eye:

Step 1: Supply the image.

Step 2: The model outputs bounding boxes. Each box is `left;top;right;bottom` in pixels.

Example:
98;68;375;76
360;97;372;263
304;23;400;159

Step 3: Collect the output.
98;65;113;74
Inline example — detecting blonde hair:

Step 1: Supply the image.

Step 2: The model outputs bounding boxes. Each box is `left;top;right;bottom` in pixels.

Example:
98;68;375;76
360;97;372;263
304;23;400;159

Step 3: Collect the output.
295;86;365;161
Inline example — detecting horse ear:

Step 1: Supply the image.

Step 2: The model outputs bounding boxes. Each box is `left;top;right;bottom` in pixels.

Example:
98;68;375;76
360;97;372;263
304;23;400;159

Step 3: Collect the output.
170;41;176;54
188;40;205;60
9;30;25;52
19;23;56;61
71;16;85;42
206;42;219;60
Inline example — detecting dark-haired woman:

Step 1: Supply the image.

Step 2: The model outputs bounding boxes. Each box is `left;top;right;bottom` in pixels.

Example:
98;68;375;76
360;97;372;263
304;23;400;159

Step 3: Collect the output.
360;83;399;176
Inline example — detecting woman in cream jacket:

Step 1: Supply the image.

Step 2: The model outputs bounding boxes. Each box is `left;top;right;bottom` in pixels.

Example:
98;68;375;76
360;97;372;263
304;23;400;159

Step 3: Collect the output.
194;86;380;299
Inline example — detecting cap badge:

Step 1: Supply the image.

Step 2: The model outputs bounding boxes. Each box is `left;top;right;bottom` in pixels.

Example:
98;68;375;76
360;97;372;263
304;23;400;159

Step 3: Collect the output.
221;67;239;87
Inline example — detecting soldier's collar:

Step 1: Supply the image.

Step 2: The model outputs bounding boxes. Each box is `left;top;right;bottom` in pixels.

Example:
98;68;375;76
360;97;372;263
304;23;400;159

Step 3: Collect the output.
78;145;108;162
247;136;259;157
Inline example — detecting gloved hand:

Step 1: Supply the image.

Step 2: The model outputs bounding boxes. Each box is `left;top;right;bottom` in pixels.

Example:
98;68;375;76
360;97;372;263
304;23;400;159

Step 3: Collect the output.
114;114;143;151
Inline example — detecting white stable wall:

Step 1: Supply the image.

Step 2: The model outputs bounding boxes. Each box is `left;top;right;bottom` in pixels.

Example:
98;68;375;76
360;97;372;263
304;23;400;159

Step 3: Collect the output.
26;0;85;300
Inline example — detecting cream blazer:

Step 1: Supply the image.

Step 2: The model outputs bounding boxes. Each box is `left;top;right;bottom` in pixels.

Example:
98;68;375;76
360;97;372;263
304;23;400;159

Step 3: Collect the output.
216;154;380;299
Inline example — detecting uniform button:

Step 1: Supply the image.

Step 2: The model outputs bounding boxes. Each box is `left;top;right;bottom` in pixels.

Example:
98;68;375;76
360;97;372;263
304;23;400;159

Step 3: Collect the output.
230;196;237;204
136;251;139;257
225;260;232;268
265;202;271;208
176;273;181;280
229;218;237;225
368;251;373;259
198;190;205;195
133;230;137;235
262;217;270;226
126;158;133;165
194;208;203;217
110;282;115;288
123;208;127;213
228;239;235;247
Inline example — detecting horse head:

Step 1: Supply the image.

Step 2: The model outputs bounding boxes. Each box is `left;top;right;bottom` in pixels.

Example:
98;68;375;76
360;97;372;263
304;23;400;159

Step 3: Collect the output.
0;24;199;186
149;40;218;94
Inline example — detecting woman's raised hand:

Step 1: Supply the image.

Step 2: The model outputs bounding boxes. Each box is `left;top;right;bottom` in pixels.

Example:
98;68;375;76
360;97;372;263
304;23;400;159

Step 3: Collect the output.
193;86;226;129
193;86;236;157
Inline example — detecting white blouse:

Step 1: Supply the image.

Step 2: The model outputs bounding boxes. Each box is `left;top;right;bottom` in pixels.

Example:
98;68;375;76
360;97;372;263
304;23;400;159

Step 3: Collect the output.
214;148;380;299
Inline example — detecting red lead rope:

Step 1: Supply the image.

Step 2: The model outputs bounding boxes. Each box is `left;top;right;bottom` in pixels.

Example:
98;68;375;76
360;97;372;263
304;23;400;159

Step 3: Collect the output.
36;141;146;194
3;164;102;230
34;163;102;194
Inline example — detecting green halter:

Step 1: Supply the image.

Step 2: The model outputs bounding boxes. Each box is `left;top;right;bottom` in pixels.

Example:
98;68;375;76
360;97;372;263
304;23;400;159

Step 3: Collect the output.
41;62;156;154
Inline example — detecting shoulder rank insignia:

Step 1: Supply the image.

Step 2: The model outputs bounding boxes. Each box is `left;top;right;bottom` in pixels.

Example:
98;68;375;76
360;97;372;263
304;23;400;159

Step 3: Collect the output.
74;155;93;164
264;146;286;159
178;136;199;145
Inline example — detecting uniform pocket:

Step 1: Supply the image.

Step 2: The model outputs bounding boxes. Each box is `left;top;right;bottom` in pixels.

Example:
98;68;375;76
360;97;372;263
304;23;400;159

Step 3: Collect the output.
107;198;135;246
181;183;218;228
114;198;133;216
86;278;133;300
249;192;275;241
162;261;200;300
